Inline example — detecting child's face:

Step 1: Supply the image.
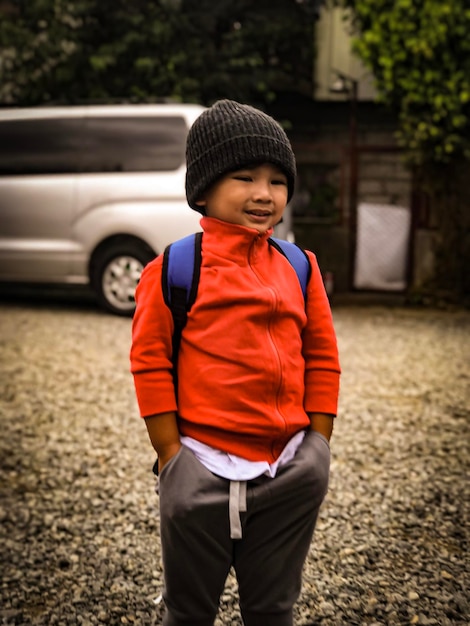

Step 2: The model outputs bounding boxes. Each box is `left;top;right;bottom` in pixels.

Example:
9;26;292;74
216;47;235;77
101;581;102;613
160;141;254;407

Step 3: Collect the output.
196;163;288;233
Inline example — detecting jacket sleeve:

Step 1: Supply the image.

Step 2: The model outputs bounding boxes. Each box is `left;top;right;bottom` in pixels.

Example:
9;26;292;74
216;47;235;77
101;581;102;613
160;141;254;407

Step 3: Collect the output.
130;255;178;418
302;251;341;416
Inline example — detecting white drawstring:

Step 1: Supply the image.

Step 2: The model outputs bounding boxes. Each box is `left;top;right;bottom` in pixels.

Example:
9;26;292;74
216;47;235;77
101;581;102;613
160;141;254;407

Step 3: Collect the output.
229;480;247;539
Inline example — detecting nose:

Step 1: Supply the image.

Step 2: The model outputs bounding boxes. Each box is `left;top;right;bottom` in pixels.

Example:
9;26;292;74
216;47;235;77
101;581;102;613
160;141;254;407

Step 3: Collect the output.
252;179;272;202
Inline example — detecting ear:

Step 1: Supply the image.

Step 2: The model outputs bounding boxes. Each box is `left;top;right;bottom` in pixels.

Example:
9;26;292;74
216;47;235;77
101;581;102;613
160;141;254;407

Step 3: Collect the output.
195;198;206;207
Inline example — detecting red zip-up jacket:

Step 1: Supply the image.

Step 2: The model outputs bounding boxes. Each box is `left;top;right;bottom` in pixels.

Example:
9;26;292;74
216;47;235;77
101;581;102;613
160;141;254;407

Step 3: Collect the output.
130;217;340;463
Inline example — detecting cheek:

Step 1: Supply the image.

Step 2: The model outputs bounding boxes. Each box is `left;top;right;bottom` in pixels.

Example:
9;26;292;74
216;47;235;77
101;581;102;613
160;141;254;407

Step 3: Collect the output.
205;203;239;222
274;188;289;206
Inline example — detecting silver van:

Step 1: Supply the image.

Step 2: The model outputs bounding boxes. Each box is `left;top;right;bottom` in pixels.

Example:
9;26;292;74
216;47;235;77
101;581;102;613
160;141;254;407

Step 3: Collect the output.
0;104;205;315
0;103;294;315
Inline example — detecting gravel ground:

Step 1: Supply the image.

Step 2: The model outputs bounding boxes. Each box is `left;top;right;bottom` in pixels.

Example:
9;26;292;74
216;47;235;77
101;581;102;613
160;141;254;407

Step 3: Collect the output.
0;297;468;626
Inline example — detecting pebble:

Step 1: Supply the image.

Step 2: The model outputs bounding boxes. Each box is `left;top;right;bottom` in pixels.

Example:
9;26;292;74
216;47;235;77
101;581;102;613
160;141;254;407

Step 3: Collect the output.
0;302;469;625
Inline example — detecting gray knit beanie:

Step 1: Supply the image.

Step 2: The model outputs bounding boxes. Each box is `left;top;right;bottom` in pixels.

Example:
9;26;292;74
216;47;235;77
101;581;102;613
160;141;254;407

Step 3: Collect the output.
185;99;296;213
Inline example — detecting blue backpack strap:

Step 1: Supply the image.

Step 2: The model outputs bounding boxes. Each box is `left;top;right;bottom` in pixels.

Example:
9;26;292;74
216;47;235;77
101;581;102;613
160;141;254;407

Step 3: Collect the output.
162;231;203;390
268;237;311;298
162;232;202;310
155;233;202;476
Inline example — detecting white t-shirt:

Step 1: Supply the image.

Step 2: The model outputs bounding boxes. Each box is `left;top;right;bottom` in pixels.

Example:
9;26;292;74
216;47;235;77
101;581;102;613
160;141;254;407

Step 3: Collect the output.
181;430;306;481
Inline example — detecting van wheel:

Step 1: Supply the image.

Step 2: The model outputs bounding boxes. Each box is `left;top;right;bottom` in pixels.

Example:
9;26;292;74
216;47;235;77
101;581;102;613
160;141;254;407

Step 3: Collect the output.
91;241;156;316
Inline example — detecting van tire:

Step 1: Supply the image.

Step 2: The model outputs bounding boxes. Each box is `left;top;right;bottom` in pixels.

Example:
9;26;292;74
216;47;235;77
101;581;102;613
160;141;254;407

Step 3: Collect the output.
91;240;156;316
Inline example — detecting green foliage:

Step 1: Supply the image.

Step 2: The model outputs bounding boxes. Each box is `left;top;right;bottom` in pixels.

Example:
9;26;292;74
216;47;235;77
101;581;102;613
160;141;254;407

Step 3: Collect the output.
342;0;470;167
0;0;315;108
342;0;470;300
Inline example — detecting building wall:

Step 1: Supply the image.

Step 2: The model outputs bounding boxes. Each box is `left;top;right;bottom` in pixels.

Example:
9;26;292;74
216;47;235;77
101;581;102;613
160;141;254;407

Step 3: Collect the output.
286;104;414;293
314;3;377;102
269;1;442;296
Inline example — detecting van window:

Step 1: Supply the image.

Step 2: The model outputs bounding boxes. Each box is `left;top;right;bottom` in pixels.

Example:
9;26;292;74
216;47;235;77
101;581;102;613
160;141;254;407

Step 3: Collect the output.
0;118;84;175
0;114;188;176
81;116;187;172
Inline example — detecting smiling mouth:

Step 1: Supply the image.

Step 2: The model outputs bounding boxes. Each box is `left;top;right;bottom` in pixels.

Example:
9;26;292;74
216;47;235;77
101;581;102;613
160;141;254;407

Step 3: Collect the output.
246;210;271;218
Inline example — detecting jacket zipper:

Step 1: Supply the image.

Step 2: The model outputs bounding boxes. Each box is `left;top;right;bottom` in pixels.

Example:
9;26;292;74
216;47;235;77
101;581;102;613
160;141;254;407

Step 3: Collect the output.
248;238;287;443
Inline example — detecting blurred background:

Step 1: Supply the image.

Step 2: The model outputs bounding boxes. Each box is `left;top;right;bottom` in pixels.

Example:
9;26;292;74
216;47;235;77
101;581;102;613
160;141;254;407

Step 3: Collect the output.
0;0;469;307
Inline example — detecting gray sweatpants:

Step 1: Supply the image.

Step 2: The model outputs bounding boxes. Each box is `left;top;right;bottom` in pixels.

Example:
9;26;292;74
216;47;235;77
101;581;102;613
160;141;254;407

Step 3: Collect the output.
158;430;331;626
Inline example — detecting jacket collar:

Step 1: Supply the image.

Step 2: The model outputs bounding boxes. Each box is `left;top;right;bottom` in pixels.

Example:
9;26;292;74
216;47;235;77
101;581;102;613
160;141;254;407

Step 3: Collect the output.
200;217;273;263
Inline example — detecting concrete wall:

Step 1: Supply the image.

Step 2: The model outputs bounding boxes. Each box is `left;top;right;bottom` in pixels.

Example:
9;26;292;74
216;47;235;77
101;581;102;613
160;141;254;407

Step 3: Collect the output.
269;98;445;296
289;113;413;293
314;3;377;102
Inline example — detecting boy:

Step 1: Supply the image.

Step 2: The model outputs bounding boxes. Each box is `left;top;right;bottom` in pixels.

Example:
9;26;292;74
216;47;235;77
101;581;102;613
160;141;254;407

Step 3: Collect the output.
130;99;341;626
